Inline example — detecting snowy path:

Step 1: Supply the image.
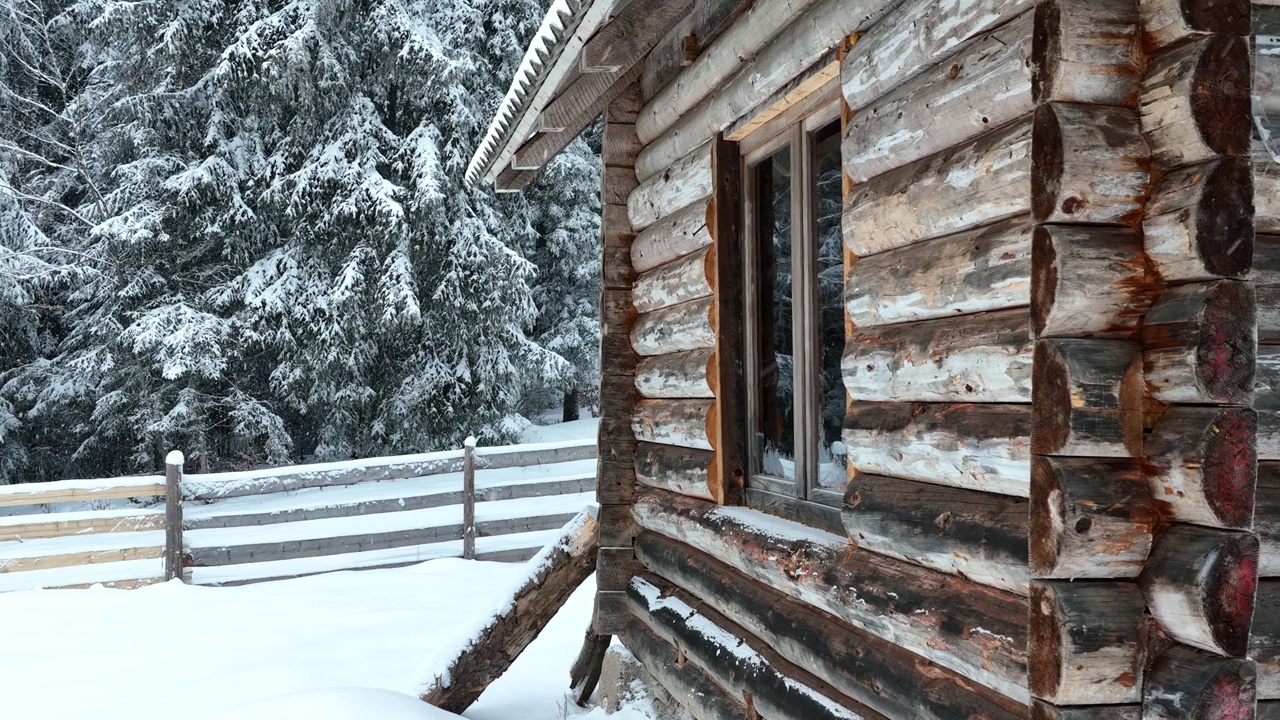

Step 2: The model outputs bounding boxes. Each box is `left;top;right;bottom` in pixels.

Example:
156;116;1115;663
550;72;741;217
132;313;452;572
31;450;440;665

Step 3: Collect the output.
0;559;644;720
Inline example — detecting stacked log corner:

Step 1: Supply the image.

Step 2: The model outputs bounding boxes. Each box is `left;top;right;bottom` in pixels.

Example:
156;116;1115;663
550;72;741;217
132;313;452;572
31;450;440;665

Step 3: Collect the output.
593;82;643;636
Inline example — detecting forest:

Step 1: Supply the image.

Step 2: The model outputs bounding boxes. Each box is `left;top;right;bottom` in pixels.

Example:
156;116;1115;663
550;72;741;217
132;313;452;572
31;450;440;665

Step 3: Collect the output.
0;0;602;483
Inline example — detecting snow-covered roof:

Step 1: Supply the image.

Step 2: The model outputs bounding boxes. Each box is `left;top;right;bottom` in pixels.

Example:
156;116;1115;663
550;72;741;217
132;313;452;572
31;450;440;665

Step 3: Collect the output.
465;0;615;187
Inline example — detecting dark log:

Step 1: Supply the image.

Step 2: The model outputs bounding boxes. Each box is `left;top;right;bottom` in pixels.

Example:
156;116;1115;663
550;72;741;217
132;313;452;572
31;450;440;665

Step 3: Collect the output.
1255;464;1280;577
627;574;885;720
1029;581;1145;704
599;289;639;372
596;546;639;592
1032;224;1156;339
1251;579;1280;699
620;623;749;720
1031;703;1140;720
631;399;713;450
843;403;1031;497
842;473;1030;594
631;489;1030;701
420;509;598;712
634;441;713;499
1032;102;1150;226
1139;35;1252;169
844;216;1033;328
630;197;711;273
1264;701;1280;720
596;459;636;505
1142;279;1257;405
1030;457;1155;578
1032;339;1144;457
842;308;1034;403
634;349;714;399
1142;644;1256;719
708;134;746;507
1261;285;1280;344
1139;0;1250;53
1146;406;1257;529
164;456;183;581
1144;159;1255;282
633;531;1028;720
630;296;715;356
567;628;610;707
631;246;713;314
598;503;638;548
1258;235;1280;287
1140;524;1259;657
591;590;629;635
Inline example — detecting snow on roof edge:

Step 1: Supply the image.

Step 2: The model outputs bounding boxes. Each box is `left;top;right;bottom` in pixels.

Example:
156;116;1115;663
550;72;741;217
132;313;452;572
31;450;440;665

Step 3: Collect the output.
465;0;611;187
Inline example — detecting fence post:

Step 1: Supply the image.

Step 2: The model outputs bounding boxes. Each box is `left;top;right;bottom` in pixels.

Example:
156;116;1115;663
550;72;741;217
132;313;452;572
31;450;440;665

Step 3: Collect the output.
164;451;184;581
463;436;477;560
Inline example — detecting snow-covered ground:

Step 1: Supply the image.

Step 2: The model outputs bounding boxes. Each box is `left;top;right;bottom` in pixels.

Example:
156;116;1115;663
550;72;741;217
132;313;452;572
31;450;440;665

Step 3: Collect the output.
0;558;649;720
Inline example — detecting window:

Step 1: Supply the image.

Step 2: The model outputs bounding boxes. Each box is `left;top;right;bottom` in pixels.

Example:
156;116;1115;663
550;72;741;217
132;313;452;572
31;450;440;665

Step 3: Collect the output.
743;107;845;505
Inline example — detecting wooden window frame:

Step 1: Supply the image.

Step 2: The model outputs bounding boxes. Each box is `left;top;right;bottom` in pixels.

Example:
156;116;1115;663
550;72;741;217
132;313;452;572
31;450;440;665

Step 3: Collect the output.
740;92;844;526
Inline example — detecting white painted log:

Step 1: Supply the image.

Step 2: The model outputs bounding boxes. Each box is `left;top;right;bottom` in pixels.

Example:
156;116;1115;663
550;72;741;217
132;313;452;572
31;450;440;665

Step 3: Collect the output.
633;442;714;499
631;399;714;450
635;349;715;399
1031;225;1156;339
630;197;711;273
632;246;713;314
627;143;712;230
630;296;715;356
1144;158;1254;282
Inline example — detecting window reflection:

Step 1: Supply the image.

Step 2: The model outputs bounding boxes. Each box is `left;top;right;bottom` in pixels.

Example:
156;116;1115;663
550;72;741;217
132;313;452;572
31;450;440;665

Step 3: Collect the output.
756;146;794;481
814;123;845;488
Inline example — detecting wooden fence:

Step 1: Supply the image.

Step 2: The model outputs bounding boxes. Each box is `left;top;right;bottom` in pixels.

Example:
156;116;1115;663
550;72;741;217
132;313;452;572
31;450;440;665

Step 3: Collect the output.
0;437;597;591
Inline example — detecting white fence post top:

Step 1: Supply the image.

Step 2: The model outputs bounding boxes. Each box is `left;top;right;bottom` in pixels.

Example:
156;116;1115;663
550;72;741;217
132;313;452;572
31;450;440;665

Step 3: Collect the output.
463;436;477;449
166;451;185;467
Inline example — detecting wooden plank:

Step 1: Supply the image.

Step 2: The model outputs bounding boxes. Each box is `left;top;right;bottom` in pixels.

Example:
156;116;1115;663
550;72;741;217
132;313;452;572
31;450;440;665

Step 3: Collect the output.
0;480;164;508
627;143;711;230
1143;279;1257;405
1139;0;1250;53
1032;225;1157;339
578;0;693;73
164;455;183;581
1140;524;1258;657
596;459;636;505
1029;457;1154;579
591;590;629;635
1031;339;1144;458
1144;158;1255;282
708;134;745;506
0;545;164;573
634;531;1028;720
743;487;845;536
635;349;714;399
842;473;1030;594
0;512;163;541
631;399;713;450
420;508;598;713
630;296;715;356
1142;644;1256;718
630;197;711;273
631;246;713;314
631;489;1030;702
1030;581;1145;705
842;402;1031;497
598;503;638;548
634;442;713;499
842;308;1034;403
1147;406;1257;529
512;63;646;171
596;546;639;591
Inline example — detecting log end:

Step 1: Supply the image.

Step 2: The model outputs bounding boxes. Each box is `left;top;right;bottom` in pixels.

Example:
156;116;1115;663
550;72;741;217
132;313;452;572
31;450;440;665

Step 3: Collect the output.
1204;533;1260;657
1201;408;1258;529
1195;158;1255;279
1032;104;1066;222
1197;280;1257;404
1031;226;1059;339
1192;35;1253;160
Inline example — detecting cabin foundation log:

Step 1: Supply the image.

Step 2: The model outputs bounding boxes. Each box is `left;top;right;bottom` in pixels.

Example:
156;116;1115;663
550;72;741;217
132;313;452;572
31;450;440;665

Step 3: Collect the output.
1142;644;1256;719
619;624;749;720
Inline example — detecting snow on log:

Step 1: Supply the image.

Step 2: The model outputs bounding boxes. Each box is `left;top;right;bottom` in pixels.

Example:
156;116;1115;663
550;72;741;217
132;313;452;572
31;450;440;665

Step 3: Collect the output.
634;349;714;399
1142;644;1256;719
842;402;1032;497
631;246;713;314
419;507;599;713
634;442;713;500
1143;159;1255;282
619;623;749;720
1139;35;1252;170
632;531;1028;720
1029;581;1146;705
1029;457;1154;579
627;574;880;720
631;489;1030;702
1142;279;1256;405
1139;524;1258;657
842;309;1034;403
1146;406;1257;529
630;296;715;356
626;143;711;230
1254;463;1280;576
844;216;1033;328
1139;0;1250;54
841;473;1030;594
631;399;714;451
1252;580;1280;699
1031;339;1143;458
630;197;711;273
1031;225;1157;339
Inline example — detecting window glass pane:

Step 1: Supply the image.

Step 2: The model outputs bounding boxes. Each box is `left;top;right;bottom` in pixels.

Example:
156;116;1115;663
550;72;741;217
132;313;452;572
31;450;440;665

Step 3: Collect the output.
814;123;846;488
755;146;795;482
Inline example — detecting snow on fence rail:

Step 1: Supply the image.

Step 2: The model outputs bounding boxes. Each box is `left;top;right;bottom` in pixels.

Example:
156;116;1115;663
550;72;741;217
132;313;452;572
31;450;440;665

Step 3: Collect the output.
0;438;597;591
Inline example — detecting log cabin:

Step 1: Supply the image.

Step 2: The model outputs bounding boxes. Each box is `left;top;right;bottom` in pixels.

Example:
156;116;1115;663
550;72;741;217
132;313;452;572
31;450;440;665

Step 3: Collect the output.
468;0;1280;717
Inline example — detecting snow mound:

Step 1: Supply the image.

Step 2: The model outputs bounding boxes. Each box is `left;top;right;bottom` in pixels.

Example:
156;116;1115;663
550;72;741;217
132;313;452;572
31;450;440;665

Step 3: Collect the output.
215;688;458;719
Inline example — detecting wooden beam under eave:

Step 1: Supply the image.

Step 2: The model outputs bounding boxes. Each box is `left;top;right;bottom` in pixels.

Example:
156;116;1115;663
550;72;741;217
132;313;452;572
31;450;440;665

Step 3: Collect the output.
512;62;644;171
494;165;539;192
580;0;693;73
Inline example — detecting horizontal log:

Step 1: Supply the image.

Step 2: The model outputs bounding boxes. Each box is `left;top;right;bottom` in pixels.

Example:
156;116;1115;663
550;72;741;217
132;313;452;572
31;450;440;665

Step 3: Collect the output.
1142;279;1256;405
627;143;711;230
631;246;713;314
1262;285;1280;344
1144;159;1254;282
633;442;713;500
1032;225;1157;338
597;504;638;548
619;624;749;720
842;473;1029;594
1139;0;1250;51
1258;234;1280;286
1252;580;1280;698
1258;154;1280;233
842;402;1031;497
1255;463;1280;576
842;308;1034;403
630;296;714;356
1142;644;1256;719
1031;339;1143;458
634;349;714;399
0;511;163;541
1029;457;1155;579
840;0;1034;110
1146;406;1257;529
1140;523;1258;657
0;544;163;573
631;489;1030;702
1031;703;1140;720
630;197;710;273
628;575;881;720
1262;347;1280;459
633;531;1027;720
596;546;639;591
0;478;163;508
1032;102;1150;225
1030;581;1145;705
631;399;713;451
844;216;1032;328
1139;34;1252;170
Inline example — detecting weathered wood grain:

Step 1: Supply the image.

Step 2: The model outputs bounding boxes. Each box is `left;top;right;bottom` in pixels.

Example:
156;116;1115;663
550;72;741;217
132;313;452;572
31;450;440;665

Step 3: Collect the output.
1032;102;1150;226
1142;279;1257;405
1031;225;1157;338
627;143;711;230
1142;644;1256;719
1147;406;1257;529
619;624;749;720
1260;347;1280;459
842;309;1034;403
1252;579;1280;698
634;349;714;399
630;296;715;356
631;399;714;450
1034;0;1143;106
1029;457;1154;579
0;511;163;541
631;246;713;314
1032;339;1143;458
577;0;692;73
1256;463;1280;576
707;134;747;507
639;0;751;103
1030;581;1145;704
1257;153;1280;234
1138;0;1250;52
842;402;1032;497
634;442;713;499
1144;158;1255;282
1256;234;1280;286
630;197;711;273
1031;703;1141;720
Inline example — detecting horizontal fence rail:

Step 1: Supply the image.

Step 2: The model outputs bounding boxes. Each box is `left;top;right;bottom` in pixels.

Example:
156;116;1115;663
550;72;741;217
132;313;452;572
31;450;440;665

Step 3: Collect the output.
0;437;598;591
